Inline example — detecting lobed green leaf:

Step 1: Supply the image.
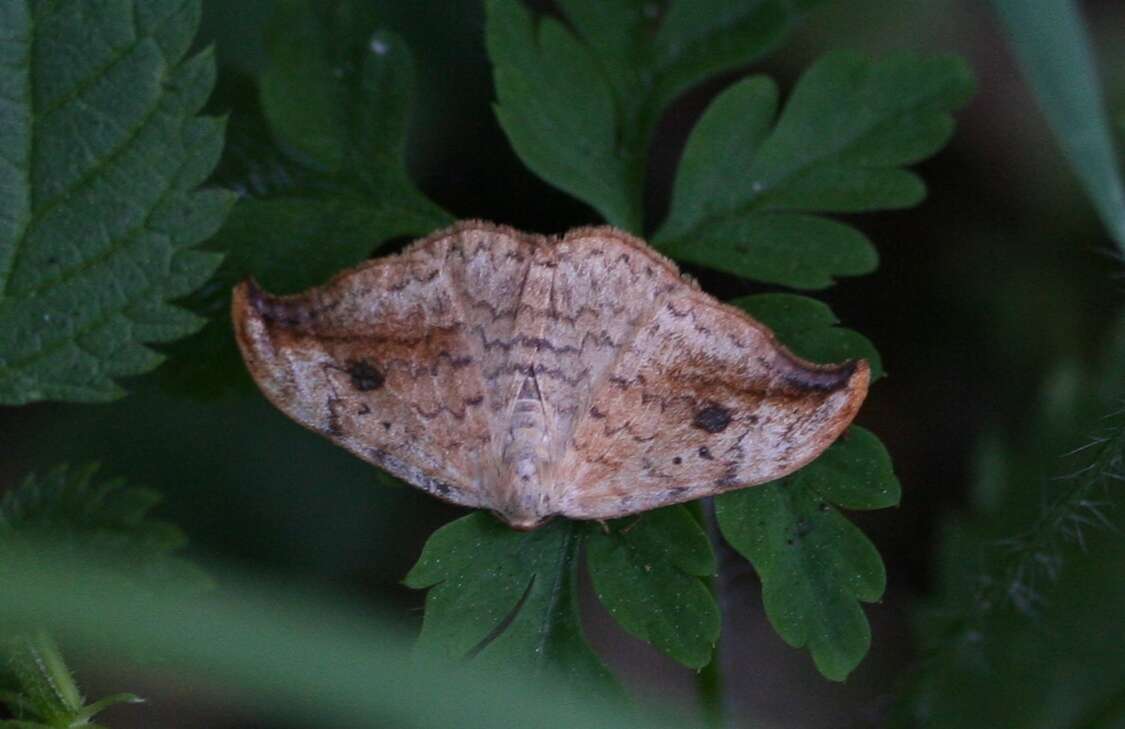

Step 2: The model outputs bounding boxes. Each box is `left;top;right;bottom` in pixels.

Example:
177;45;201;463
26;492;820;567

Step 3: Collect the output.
656;52;974;288
241;0;451;270
259;0;450;215
404;514;611;687
486;0;637;230
486;0;823;233
586;506;719;669
0;0;235;404
716;427;899;680
732;293;884;380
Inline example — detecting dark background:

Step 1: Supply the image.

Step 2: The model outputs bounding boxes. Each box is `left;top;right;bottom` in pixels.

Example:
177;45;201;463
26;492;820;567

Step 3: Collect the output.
2;1;1124;727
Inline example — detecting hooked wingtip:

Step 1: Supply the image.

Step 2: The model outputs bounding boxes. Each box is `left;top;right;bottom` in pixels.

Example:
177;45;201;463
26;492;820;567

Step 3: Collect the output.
231;277;318;329
776;352;869;397
232;277;269;319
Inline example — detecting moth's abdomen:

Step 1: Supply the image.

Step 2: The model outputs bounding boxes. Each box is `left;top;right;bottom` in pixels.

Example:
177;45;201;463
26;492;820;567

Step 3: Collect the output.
496;374;554;526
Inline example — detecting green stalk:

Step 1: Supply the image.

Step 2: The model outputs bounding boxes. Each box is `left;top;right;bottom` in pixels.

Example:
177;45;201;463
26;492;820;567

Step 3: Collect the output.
1;629;83;722
690;499;727;729
27;630;82;714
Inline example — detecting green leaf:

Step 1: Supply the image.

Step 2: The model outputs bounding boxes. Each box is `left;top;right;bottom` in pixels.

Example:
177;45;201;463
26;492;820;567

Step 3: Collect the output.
486;0;636;229
0;0;235;404
0;465;201;726
655;52;974;288
1;632;82;724
716;427;899;680
486;0;823;232
162;0;451;397
586;506;719;669
260;0;362;172
404;515;611;687
993;0;1125;253
0;464;210;597
259;0;450;218
246;0;452;261
732;293;884;380
1;631;141;729
0;545;690;729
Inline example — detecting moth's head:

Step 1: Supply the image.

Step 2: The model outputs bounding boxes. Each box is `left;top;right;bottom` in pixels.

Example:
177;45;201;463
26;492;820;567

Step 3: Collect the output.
489;485;556;530
494;509;555;531
488;458;557;530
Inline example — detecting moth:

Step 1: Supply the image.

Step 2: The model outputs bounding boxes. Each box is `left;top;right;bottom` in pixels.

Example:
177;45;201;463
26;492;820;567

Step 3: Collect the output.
233;221;868;529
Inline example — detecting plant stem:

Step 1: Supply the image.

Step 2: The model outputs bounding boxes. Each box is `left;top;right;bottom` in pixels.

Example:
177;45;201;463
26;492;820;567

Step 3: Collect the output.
692;499;728;729
27;629;82;713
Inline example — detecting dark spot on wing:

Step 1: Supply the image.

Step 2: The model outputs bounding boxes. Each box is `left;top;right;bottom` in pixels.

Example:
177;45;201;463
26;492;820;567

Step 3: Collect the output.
693;402;732;434
698;446;713;460
672;456;682;465
348;359;385;391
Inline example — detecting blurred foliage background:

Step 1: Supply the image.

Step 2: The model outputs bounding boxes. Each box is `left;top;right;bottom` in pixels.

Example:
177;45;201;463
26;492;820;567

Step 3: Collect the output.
2;0;1125;727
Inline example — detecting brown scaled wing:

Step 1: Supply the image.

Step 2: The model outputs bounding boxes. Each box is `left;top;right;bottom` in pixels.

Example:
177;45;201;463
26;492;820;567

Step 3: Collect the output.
232;223;532;509
232;221;869;522
553;283;869;520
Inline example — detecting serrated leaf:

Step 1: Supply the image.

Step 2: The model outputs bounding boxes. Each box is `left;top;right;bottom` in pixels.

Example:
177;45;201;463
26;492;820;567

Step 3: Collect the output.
732;293;884;380
586;506;719;669
487;0;822;232
404;515;610;687
716;426;899;680
0;0;235;404
162;0;451;398
655;52;974;288
0;464;210;598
